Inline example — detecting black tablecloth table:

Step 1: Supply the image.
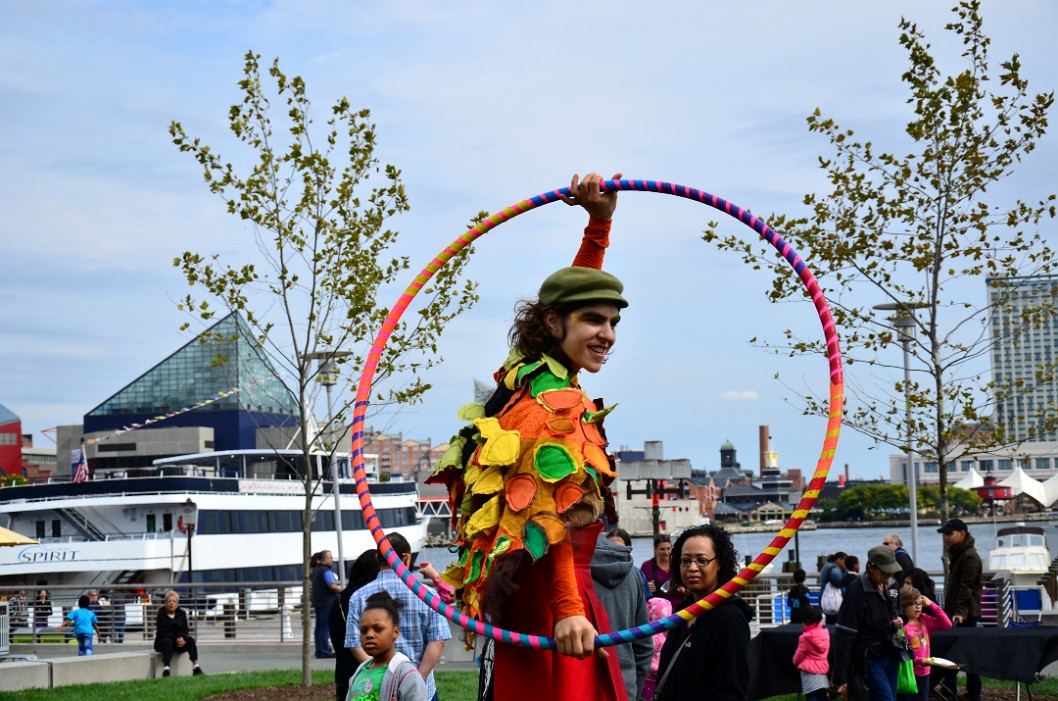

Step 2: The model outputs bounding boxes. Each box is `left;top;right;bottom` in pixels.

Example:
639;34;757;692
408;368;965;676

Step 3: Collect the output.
748;624;832;701
931;626;1058;684
748;624;1058;700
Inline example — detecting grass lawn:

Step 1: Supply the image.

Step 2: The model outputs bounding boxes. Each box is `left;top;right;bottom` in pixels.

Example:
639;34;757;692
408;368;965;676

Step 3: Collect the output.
0;670;1051;701
0;670;479;701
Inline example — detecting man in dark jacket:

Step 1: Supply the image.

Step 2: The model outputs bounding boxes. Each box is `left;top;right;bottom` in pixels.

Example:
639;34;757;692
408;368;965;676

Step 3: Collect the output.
939;518;983;701
832;546;904;701
591;530;652;701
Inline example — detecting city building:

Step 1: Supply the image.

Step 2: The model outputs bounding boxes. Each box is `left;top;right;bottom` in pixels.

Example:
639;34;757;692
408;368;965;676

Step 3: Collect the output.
0;402;20;476
57;312;299;474
362;430;435;482
889;440;1058;496
614;441;698;536
21;434;57;479
988;275;1058;442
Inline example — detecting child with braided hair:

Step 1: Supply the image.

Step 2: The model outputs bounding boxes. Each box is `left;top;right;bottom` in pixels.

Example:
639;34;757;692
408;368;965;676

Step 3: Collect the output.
346;591;427;701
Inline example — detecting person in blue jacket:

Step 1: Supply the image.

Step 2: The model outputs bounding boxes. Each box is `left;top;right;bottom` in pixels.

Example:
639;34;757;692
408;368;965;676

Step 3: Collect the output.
55;594;100;656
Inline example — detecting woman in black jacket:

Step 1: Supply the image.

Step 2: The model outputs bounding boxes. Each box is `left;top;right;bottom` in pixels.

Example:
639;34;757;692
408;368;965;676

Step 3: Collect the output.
832;546;905;701
154;590;204;677
655;525;754;701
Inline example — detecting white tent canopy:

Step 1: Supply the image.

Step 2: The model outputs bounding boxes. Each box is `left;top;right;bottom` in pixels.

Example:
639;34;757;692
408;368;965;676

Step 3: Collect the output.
998;467;1049;507
1042;473;1058;508
954;468;985;490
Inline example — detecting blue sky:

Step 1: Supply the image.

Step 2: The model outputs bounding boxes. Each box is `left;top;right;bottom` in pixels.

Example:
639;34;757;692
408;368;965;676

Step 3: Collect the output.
2;1;1056;480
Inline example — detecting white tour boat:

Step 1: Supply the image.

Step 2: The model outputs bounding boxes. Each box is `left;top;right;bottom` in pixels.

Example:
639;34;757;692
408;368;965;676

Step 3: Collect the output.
0;449;426;592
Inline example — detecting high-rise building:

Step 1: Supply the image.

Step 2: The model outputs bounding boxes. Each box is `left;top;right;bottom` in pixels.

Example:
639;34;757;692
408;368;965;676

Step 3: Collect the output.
988;275;1058;442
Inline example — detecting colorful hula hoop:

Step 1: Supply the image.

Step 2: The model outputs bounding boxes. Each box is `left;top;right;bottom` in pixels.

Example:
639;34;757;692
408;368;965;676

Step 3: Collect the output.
349;178;844;650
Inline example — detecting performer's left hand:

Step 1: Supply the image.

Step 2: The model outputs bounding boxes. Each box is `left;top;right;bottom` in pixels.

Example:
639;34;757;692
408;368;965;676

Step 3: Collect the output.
554;615;608;660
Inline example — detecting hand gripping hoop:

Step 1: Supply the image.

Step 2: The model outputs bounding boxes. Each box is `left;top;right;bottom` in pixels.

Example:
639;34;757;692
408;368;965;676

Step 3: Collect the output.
349;178;844;650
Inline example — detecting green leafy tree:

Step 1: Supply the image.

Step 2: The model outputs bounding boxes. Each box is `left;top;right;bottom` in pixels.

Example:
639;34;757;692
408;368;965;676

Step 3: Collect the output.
839;483;910;519
917;485;942;512
949;486;983;512
813;496;843;522
703;1;1056;523
170;53;477;685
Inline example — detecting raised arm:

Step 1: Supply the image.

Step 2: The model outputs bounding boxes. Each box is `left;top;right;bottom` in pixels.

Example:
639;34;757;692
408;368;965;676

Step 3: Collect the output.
561;171;622;269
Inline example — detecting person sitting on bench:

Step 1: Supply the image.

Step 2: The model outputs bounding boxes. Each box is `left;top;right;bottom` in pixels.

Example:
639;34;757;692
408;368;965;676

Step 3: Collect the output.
154;590;204;677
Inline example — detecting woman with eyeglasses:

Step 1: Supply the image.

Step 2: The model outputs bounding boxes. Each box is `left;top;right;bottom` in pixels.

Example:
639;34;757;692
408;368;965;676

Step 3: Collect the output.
653;525;753;701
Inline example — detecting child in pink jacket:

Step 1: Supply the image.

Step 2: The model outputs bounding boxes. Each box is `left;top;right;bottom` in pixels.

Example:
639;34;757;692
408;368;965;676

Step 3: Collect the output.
640;596;672;700
900;585;952;701
792;604;830;701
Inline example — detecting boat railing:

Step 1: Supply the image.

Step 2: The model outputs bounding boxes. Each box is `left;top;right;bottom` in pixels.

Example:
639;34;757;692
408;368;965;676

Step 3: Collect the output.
37;531;174;544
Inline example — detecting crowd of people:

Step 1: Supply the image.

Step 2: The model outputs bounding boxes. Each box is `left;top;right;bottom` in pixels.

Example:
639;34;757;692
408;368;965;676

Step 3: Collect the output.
786;521;982;701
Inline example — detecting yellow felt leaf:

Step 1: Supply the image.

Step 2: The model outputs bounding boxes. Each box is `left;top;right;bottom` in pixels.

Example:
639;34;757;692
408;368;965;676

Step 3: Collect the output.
474;418;520;466
458;403;486;421
465;496;501;537
472;466;505;495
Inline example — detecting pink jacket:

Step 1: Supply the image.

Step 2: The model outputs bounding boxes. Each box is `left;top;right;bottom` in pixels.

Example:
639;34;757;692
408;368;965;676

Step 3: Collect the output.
646;597;672;673
792;622;830;675
906;603;952;676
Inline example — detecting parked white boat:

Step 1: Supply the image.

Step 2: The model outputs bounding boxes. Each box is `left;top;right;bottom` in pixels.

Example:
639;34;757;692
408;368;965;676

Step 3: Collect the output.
987;522;1053;613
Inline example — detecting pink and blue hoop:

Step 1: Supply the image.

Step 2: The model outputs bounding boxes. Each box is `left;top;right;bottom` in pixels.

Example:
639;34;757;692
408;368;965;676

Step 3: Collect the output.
348;178;844;649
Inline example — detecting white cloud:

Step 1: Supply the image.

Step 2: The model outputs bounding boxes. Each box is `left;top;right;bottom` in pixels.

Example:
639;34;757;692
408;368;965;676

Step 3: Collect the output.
719;390;760;402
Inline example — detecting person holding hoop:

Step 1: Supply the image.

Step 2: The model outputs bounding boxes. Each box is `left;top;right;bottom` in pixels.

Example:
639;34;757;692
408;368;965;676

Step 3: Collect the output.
430;171;627;701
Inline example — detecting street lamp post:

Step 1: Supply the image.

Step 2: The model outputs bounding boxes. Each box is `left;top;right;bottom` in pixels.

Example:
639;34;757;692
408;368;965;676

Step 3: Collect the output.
182;499;198;624
874;302;927;564
303;350;353;588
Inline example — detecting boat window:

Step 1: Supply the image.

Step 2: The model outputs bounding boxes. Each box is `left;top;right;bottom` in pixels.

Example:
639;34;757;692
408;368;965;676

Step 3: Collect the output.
312;511;335;532
146;514;156;532
1030;554;1048;569
36;521;45;539
1010;554;1026;567
989;555;1003;569
341;511;366;530
163;513;173;531
51;519;61;537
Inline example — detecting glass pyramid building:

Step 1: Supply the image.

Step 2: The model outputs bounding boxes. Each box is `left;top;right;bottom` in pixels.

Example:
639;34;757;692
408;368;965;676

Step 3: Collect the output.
84;312;298;451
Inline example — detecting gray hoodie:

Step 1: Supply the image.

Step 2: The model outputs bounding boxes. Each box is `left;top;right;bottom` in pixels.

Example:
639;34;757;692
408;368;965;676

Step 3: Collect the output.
591;532;652;701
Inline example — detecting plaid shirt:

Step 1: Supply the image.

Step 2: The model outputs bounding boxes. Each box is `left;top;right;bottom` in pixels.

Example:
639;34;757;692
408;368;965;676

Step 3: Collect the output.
345;569;452;700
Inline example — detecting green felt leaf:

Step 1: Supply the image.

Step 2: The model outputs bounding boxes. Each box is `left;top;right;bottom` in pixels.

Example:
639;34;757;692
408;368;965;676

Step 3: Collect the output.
534;444;577;482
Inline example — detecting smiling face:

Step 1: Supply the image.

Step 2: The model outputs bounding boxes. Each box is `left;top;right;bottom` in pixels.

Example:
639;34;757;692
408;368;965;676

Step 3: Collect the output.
654;540;672;567
544;302;620;374
359;608;399;661
678;535;719;598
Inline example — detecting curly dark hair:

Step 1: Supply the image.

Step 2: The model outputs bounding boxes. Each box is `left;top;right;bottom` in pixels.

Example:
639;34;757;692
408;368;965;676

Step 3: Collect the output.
364;590;405;627
670;524;739;593
508;300;579;360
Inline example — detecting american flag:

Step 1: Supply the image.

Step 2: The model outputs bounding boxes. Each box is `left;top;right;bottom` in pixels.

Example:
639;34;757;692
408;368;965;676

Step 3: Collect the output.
73;449;88;484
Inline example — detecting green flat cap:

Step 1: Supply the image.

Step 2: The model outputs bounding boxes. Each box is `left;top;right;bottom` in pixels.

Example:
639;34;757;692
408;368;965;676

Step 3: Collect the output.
538;267;628;309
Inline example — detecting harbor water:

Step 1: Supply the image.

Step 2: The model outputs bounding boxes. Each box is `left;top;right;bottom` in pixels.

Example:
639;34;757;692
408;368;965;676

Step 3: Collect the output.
419;519;1058;576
